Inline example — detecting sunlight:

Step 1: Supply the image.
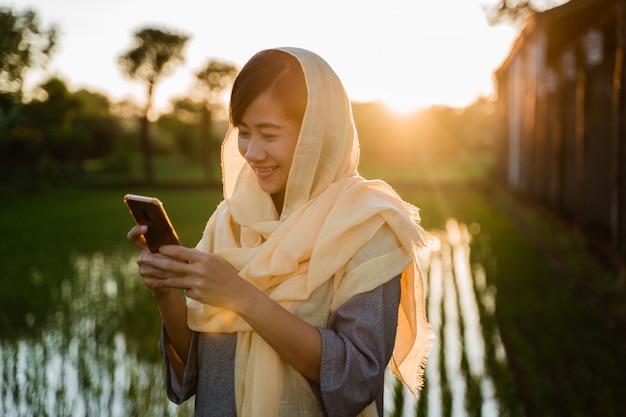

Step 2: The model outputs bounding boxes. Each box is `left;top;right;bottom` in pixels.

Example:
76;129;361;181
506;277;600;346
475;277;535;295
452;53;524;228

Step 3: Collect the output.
382;97;426;116
18;0;519;118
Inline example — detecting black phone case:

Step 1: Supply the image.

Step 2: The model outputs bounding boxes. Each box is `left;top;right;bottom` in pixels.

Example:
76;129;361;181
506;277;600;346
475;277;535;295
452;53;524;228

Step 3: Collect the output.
124;194;181;253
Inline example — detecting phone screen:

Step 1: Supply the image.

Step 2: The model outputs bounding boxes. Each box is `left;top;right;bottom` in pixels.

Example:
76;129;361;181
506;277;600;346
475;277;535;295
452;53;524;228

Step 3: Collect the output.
124;194;181;253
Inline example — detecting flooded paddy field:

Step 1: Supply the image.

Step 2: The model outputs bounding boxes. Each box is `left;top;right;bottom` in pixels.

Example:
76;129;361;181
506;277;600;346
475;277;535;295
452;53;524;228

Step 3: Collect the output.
1;186;624;416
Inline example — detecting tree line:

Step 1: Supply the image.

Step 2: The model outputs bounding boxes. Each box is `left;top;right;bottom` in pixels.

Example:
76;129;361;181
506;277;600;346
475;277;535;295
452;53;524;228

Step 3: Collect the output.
0;6;501;192
1;6;239;190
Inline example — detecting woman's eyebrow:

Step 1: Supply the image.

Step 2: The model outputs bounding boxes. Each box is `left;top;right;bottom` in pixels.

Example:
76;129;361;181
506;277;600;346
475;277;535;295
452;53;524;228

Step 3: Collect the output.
257;122;283;129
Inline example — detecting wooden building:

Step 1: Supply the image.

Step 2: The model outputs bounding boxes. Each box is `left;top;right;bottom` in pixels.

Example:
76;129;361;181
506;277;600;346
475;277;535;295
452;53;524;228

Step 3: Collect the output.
494;0;626;260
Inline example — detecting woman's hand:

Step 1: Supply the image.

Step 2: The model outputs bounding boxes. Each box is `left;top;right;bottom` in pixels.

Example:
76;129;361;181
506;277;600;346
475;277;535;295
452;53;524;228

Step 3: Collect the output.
127;224;247;305
142;245;254;312
127;224;179;295
153;245;323;381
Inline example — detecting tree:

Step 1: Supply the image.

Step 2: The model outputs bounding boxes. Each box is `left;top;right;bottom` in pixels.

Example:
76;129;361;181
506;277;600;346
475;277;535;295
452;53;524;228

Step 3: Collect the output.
118;27;189;183
193;59;238;182
155;98;203;161
0;7;57;101
484;0;568;26
25;78;121;165
71;89;121;160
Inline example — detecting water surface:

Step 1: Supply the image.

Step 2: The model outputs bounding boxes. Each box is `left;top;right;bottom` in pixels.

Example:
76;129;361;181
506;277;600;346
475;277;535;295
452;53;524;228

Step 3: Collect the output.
2;220;522;416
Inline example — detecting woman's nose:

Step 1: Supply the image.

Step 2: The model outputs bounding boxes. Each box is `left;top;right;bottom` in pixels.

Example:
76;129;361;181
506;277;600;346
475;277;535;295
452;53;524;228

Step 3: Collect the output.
244;136;266;161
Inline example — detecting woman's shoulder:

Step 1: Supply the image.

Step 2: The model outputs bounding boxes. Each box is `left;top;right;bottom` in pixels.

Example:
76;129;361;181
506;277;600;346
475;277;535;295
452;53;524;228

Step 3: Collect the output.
346;223;399;271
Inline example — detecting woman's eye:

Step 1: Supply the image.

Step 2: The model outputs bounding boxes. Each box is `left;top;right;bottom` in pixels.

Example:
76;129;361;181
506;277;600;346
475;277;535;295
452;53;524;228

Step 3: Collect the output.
261;130;280;140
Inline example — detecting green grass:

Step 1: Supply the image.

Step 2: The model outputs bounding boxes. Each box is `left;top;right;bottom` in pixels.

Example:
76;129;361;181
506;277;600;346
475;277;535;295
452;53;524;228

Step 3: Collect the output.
82;152;219;185
360;151;495;185
81;149;495;186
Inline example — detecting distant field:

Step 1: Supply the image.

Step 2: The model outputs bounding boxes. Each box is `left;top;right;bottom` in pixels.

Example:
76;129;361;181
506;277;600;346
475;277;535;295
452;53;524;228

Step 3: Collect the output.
81;150;496;187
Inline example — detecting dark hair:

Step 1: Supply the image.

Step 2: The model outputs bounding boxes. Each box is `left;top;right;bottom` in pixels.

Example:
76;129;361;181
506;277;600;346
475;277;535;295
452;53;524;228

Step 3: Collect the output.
230;50;307;126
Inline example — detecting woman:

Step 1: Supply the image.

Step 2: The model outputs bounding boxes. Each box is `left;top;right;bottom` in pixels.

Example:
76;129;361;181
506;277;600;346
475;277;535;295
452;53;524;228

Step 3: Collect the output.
128;47;432;417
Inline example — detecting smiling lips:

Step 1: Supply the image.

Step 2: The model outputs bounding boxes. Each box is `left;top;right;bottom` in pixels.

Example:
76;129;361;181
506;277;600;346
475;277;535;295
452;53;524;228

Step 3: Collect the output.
254;166;279;178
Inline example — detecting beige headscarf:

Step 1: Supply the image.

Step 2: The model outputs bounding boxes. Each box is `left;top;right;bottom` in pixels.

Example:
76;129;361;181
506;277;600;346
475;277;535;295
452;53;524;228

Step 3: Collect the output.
188;47;433;416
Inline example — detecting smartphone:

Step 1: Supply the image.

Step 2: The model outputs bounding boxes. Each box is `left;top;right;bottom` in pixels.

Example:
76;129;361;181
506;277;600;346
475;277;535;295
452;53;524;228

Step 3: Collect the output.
123;194;181;253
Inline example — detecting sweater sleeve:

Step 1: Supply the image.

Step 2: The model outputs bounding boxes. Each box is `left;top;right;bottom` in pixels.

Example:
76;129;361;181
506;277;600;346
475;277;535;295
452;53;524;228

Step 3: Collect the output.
310;275;401;417
159;324;199;404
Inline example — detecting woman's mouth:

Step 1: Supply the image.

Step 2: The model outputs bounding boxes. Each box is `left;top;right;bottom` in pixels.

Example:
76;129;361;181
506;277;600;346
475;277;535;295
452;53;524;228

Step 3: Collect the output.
254;166;278;178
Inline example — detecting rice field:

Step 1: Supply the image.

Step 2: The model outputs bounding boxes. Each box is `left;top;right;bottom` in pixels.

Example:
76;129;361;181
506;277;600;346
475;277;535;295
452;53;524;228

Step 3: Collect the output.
1;181;623;416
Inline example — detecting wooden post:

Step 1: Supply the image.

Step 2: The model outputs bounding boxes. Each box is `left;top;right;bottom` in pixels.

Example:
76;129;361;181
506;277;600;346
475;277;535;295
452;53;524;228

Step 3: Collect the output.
611;47;622;253
574;68;586;227
611;0;625;256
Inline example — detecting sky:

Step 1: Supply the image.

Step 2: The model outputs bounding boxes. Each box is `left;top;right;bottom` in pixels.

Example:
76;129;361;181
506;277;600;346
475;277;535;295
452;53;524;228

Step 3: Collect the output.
11;0;520;116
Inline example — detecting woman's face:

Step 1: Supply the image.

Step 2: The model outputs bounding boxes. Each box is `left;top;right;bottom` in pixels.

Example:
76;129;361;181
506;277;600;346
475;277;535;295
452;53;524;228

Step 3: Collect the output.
237;90;302;209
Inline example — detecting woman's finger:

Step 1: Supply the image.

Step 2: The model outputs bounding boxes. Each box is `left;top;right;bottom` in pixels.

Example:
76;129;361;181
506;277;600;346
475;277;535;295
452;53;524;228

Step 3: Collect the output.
127;224;149;251
143;276;184;291
138;263;179;279
145;248;198;275
159;245;207;263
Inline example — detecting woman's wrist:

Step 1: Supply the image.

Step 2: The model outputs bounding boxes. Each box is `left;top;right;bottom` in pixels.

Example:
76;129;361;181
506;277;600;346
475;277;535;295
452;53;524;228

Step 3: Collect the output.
230;279;264;317
151;286;181;300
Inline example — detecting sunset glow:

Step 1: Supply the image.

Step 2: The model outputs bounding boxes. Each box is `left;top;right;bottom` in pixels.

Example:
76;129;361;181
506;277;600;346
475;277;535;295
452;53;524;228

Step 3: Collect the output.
12;0;518;116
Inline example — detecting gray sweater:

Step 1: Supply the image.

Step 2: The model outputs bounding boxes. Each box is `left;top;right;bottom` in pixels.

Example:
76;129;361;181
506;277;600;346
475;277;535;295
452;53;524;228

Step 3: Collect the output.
159;275;401;417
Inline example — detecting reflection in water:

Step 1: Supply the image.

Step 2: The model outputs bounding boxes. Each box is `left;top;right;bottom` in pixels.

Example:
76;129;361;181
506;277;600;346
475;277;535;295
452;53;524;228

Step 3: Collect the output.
1;220;519;416
425;243;443;417
0;252;193;417
386;219;520;417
